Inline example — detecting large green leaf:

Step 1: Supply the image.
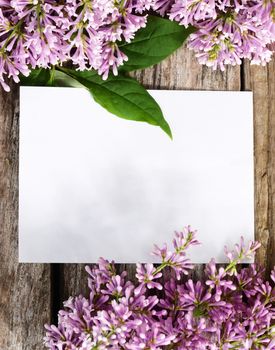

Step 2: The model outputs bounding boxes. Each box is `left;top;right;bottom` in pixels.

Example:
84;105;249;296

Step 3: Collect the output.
20;68;82;87
20;68;52;86
62;69;172;138
21;68;172;138
119;16;195;72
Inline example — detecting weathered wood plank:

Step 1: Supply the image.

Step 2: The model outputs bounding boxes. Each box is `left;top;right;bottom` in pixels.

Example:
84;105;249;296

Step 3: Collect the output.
60;46;241;302
244;59;275;272
0;85;52;349
133;48;240;91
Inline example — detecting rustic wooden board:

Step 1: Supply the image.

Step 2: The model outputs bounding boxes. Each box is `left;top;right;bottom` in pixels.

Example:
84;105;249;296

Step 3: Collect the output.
0;46;274;349
244;59;275;275
0;84;52;349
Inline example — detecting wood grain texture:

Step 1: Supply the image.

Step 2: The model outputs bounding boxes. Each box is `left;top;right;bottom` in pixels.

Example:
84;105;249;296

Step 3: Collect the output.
0;84;52;349
243;59;275;272
60;46;241;302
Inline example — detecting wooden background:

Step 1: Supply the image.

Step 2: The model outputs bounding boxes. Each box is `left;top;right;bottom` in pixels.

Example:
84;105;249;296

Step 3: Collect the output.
0;45;274;349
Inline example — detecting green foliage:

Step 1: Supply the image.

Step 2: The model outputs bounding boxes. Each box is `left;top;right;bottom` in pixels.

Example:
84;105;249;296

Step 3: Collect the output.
20;16;194;137
119;16;194;71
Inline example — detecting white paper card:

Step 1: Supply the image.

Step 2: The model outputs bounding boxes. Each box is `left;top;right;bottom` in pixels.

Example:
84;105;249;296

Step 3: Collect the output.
19;87;254;263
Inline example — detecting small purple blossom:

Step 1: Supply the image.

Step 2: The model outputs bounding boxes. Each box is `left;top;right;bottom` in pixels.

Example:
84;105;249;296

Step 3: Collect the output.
205;258;236;301
224;236;261;272
173;226;200;251
135;263;163;292
45;229;275;350
152;226;198;279
127;323;176;350
169;0;217;27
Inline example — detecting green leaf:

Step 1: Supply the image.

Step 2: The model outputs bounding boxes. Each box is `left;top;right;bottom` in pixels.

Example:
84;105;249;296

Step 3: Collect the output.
20;68;82;88
20;68;52;86
61;68;172;138
21;68;172;138
119;16;195;72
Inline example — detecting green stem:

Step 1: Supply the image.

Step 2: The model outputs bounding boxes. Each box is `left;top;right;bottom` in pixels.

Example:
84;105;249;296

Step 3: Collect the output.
152;232;195;276
36;0;43;33
224;253;243;273
153;261;169;276
119;0;127;10
49;66;55;85
0;19;24;54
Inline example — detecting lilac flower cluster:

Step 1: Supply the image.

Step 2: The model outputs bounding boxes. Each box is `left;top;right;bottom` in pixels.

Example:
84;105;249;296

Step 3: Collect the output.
45;226;275;350
154;0;275;70
0;0;152;91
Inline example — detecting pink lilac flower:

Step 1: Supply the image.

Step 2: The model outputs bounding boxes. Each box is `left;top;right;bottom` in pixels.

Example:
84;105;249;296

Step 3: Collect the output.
235;263;263;298
44;323;82;349
134;0;155;13
173;226;200;251
59;295;95;332
92;301;136;348
127;323;176;350
224;236;261;267
153;0;174;15
176;311;217;349
44;230;275;350
98;42;129;79
152;226;198;279
155;0;275;70
159;279;181;313
102;274;133;298
179;279;212;311
169;0;217;27
205;258;236;301
135;263;163;292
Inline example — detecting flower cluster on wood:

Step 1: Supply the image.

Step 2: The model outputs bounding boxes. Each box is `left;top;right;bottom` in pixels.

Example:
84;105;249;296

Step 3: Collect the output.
44;227;275;350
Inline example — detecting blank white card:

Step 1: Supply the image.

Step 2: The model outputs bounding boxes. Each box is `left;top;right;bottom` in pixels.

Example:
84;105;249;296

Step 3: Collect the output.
19;87;254;263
